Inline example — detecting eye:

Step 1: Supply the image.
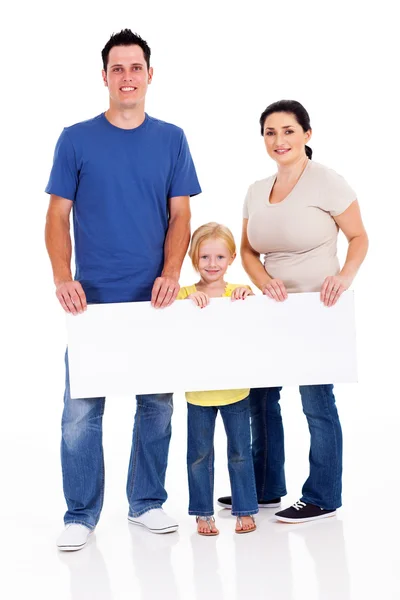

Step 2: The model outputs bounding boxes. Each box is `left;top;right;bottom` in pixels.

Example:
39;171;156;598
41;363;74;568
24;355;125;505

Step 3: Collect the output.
200;255;208;259
113;67;122;72
265;131;274;136
217;255;225;260
133;66;142;71
285;130;294;134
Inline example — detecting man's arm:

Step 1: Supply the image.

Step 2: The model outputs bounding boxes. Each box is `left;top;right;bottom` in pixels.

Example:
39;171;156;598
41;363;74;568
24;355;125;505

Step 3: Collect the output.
45;195;87;314
151;196;191;308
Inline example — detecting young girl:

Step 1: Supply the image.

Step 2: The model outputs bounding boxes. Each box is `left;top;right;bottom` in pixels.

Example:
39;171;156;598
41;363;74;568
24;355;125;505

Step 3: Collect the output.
177;222;258;536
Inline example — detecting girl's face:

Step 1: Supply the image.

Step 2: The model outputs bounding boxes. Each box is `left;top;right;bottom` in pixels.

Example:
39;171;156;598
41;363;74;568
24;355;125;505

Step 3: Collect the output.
263;111;311;165
197;238;235;283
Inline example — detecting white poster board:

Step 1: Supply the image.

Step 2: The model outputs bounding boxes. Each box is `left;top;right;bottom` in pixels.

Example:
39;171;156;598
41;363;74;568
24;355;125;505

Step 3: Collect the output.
66;292;357;399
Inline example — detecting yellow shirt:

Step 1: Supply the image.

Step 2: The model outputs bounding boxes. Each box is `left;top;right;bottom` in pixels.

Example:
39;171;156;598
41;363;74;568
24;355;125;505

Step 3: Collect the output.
177;283;251;406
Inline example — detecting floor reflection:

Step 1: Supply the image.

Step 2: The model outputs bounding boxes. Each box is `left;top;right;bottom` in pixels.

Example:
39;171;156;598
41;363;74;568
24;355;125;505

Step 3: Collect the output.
58;535;113;600
129;526;180;600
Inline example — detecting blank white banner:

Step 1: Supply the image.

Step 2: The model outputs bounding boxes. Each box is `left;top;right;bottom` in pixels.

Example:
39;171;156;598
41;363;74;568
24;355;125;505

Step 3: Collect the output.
66;292;357;399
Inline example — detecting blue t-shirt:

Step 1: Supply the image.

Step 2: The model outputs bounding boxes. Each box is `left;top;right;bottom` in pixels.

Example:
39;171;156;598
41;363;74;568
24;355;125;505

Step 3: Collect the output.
46;113;201;303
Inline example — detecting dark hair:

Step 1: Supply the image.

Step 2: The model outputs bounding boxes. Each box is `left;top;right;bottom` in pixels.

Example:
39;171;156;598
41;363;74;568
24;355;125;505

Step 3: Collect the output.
101;29;151;71
259;100;313;159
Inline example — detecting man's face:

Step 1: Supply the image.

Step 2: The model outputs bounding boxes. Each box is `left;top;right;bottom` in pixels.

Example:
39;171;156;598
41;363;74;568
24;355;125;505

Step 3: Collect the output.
102;45;153;109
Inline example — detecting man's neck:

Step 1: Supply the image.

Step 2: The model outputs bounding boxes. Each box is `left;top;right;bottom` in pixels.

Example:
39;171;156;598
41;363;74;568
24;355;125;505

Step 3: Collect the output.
105;105;146;130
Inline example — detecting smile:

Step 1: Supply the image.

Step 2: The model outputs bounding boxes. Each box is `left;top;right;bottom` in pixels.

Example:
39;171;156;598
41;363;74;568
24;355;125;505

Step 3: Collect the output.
120;87;137;92
275;149;290;154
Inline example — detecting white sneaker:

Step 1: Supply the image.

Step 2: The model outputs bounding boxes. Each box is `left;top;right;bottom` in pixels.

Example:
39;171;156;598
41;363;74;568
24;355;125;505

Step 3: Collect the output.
128;508;178;534
56;524;93;551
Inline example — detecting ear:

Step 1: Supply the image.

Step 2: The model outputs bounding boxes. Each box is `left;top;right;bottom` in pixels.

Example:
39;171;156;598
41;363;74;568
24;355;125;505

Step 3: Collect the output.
148;66;154;84
305;128;312;143
229;252;237;265
102;70;108;87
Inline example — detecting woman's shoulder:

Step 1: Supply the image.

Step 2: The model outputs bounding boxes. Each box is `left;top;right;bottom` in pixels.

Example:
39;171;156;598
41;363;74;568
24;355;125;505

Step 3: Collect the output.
308;160;350;185
249;173;276;191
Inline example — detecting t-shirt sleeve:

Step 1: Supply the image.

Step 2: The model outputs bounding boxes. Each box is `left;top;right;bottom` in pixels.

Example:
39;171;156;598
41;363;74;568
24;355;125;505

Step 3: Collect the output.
320;168;357;217
168;131;202;199
176;287;190;300
45;129;78;201
243;185;252;219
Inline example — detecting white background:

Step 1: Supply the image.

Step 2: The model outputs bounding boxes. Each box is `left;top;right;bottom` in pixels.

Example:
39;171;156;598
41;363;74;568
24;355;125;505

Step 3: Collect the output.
1;1;399;598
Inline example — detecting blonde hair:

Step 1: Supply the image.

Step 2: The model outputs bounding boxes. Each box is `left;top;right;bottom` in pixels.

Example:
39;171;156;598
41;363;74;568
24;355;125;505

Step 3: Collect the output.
189;222;236;272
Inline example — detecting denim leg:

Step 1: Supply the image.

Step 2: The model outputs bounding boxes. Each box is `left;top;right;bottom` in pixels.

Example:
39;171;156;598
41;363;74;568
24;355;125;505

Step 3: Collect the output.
61;351;105;529
127;393;173;517
220;398;258;516
187;404;217;517
299;384;343;510
249;387;287;500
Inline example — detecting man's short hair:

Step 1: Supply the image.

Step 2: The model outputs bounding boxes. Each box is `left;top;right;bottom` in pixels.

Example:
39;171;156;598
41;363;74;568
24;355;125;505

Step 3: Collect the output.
102;29;151;71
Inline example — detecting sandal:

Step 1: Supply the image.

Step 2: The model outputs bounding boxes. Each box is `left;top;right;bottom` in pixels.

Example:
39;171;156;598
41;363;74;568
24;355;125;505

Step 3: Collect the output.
235;515;256;534
196;516;219;536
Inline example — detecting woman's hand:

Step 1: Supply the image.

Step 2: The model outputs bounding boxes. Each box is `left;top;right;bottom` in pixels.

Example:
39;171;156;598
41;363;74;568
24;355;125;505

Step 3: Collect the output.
320;275;352;307
231;287;253;301
188;291;210;308
262;279;288;302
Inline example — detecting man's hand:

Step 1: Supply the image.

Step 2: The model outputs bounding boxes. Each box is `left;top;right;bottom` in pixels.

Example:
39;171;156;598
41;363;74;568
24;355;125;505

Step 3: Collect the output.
56;280;87;315
151;276;180;308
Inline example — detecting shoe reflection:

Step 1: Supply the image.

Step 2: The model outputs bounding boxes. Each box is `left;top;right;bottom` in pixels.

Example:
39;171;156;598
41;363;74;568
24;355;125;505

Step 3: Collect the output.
58;535;113;600
190;532;224;599
129;525;180;600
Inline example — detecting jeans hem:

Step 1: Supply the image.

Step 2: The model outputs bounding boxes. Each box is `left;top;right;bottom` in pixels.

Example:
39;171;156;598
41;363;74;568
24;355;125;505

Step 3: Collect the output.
232;509;259;517
300;496;342;511
64;519;95;531
129;503;163;518
189;510;214;516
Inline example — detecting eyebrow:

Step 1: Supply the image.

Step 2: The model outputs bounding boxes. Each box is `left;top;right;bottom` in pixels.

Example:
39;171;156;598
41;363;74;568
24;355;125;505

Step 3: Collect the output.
110;62;144;68
265;125;296;130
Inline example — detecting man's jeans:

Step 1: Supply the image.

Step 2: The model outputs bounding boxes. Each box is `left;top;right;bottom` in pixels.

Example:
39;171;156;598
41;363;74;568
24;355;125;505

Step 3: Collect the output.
61;352;173;529
250;384;342;510
187;397;258;517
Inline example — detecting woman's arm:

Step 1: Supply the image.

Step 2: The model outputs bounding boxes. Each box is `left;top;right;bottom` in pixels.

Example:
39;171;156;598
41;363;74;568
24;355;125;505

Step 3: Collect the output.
240;219;287;301
321;200;369;306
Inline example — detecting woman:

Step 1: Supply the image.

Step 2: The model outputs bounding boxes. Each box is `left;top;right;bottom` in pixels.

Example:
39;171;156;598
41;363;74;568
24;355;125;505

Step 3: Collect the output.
218;100;368;523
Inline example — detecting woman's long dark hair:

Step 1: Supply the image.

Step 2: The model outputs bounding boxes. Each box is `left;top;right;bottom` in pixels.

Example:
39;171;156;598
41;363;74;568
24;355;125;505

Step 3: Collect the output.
259;100;313;159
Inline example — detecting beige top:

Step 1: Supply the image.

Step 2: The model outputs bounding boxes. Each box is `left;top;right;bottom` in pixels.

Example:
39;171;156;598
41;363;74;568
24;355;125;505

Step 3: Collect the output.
243;160;356;293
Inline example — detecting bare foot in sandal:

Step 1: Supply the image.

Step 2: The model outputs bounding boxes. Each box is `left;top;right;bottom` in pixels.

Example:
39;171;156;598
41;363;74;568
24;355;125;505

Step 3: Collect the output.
235;515;256;534
196;516;219;536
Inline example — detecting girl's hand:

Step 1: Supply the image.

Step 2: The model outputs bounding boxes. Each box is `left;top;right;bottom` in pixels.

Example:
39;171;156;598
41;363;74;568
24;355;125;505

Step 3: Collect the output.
231;287;253;301
320;275;352;307
188;291;210;308
262;279;288;302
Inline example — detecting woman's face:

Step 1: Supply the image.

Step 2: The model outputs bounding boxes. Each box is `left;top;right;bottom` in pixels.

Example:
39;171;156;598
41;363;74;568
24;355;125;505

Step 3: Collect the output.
263;112;311;165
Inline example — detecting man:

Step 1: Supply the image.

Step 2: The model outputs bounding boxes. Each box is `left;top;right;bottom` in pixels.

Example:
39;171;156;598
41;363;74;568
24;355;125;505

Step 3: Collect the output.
45;29;201;551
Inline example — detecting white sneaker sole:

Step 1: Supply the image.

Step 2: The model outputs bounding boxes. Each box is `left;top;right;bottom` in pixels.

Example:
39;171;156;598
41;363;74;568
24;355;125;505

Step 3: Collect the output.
127;516;178;534
276;511;336;524
217;501;281;509
57;531;93;552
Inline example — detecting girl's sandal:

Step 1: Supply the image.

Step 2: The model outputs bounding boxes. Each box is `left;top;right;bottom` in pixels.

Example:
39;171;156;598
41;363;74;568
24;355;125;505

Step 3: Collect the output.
235;515;257;534
196;516;219;536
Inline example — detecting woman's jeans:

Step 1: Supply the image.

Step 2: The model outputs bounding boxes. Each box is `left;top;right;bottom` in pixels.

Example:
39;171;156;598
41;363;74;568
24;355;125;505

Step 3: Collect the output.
250;384;342;510
61;352;173;529
187;397;259;517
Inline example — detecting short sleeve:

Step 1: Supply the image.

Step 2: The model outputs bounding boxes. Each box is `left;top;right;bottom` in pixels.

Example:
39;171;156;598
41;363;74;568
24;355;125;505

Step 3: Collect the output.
45;129;78;201
243;185;252;219
176;287;190;300
320;168;357;217
168;132;202;199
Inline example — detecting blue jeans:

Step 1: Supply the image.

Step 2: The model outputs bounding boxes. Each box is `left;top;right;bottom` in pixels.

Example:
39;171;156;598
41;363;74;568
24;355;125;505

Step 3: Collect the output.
250;385;342;510
61;351;173;529
187;397;258;517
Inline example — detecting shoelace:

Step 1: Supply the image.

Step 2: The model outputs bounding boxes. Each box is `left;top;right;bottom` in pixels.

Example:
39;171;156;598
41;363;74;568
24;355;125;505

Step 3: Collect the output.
292;500;307;511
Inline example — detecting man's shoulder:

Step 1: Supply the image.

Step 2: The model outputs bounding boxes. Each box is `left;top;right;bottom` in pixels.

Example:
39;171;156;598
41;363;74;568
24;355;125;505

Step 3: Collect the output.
146;115;184;137
64;114;104;136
